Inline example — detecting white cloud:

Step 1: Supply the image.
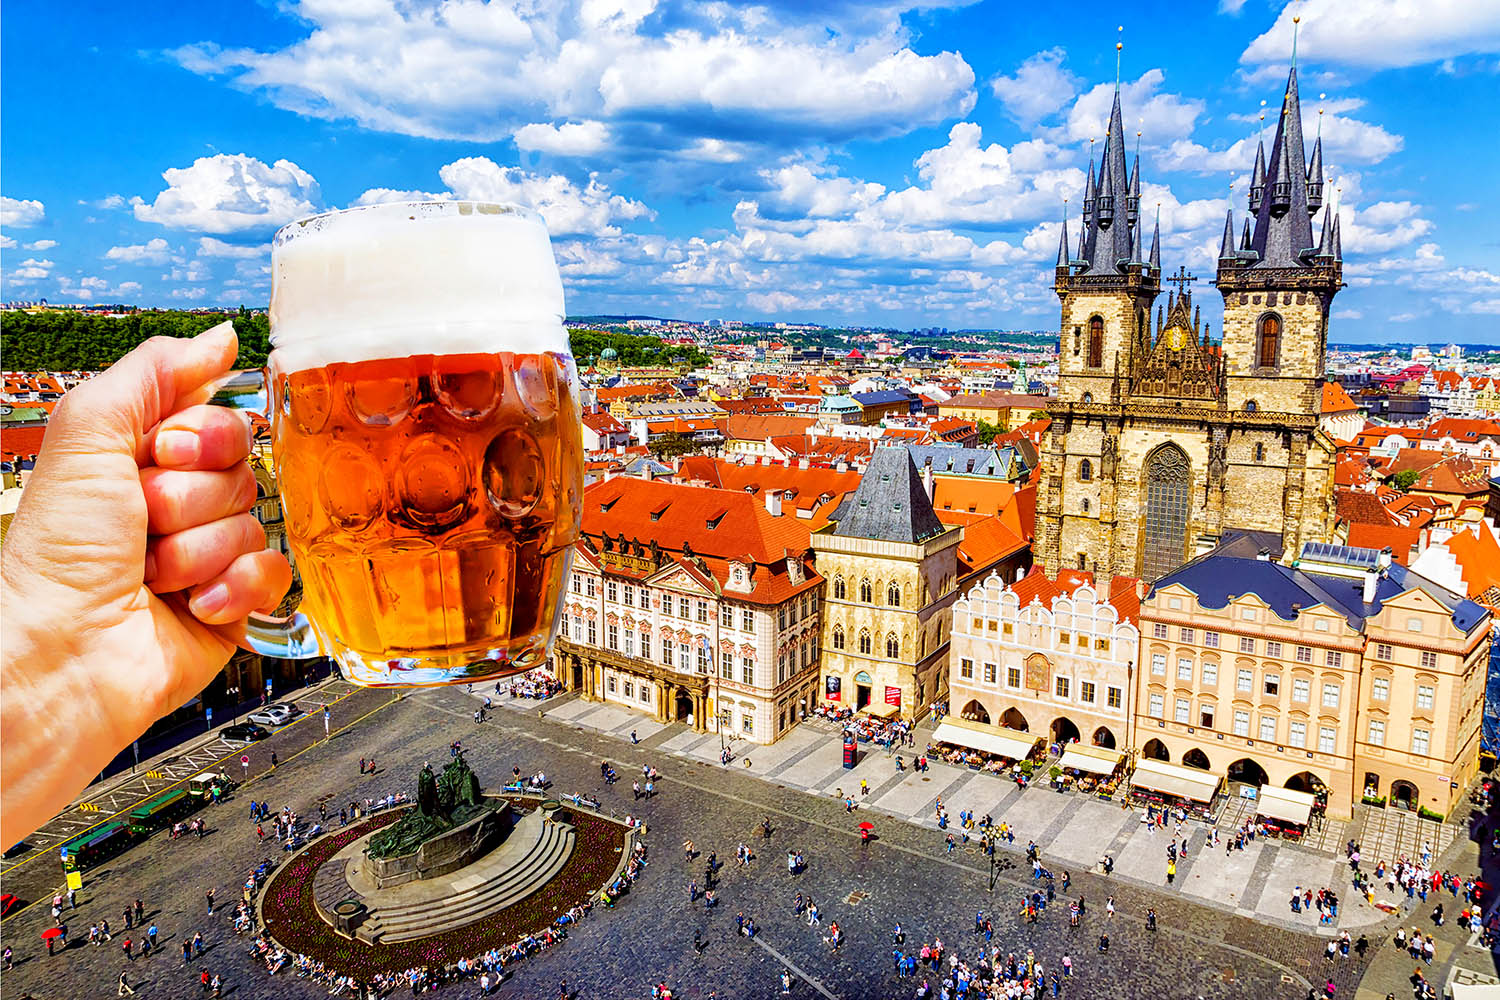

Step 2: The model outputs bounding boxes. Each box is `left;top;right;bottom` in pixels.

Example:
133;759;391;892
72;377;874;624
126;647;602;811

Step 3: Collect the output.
757;163;886;220
9;257;54;280
97;194;127;209
105;237;172;264
1053;70;1204;146
990;48;1079;124
171;287;209;300
134;153;319;233
679;138;750;163
513;120;611;156
876;124;1079;229
0;235;14;250
357;158;653;238
1;196;45;227
1218;0;1248;13
1242;0;1500;69
25;239;58;251
196;236;266;258
171;0;975;147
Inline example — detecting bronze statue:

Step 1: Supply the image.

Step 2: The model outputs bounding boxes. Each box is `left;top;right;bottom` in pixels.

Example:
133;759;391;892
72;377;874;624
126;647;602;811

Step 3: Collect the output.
366;754;492;860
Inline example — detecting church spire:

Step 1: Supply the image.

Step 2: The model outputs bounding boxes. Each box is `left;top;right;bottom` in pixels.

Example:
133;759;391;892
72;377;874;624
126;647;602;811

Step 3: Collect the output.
1306;135;1324;215
1243;64;1317;268
1218;209;1236;261
1080;83;1134;274
1249;140;1266;214
1057;207;1071;268
1148;206;1161;270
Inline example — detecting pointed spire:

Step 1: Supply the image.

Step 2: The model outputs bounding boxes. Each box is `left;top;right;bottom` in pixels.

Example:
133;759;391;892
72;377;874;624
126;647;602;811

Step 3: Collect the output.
1083;148;1096;224
1241;217;1253;250
1330;212;1342;261
1249;140;1267;214
1219;209;1237;260
1247;65;1317;266
1130;209;1144;264
1306;135;1324;215
1148;206;1161;270
1317;203;1334;257
1057;209;1071;268
1128;150;1142;226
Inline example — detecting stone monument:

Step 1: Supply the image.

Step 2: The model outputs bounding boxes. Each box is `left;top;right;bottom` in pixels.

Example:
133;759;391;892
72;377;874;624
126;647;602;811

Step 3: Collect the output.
361;754;509;888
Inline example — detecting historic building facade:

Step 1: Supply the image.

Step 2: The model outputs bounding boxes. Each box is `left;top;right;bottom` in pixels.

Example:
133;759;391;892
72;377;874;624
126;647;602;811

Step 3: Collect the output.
949;567;1141;751
1135;542;1490;819
1036;66;1341;582
554;478;823;745
813;446;961;719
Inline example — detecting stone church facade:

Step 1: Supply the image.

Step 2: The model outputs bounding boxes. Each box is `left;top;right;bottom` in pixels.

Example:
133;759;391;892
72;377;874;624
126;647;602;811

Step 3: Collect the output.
1036;66;1342;581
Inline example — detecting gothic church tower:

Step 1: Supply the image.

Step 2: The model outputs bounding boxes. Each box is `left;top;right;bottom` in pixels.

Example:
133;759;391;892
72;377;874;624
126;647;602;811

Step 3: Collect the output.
1036;59;1340;582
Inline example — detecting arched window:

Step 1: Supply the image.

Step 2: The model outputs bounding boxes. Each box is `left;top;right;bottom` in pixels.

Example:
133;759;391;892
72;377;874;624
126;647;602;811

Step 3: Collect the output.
1087;316;1104;368
859;578;872;603
1254;442;1265;462
1082;498;1091;514
1245;400;1259;413
1081;392;1093;404
858;630;872;655
887;582;901;607
832;575;845;600
1079;459;1093;482
886;633;900;658
1142;443;1192;580
1257;313;1281;369
832;625;845;650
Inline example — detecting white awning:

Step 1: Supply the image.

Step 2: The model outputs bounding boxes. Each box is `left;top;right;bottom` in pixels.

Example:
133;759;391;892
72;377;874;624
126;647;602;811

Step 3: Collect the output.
1447;984;1500;1000
1129;758;1222;803
931;718;1040;760
864;702;900;719
1058;744;1125;775
1255;784;1316;826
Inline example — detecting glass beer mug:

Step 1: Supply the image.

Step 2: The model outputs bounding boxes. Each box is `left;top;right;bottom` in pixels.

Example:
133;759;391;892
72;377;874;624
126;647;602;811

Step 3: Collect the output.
215;201;583;686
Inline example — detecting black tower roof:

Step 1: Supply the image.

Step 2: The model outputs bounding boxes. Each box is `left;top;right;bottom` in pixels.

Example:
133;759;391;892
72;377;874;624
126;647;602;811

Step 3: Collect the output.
829;445;947;544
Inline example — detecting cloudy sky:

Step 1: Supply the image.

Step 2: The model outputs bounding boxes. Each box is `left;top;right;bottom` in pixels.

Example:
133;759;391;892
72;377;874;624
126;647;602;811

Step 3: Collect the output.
2;0;1498;342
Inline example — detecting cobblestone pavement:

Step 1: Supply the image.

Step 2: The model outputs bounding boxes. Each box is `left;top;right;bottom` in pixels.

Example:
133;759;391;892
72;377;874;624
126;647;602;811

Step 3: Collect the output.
0;687;1388;1000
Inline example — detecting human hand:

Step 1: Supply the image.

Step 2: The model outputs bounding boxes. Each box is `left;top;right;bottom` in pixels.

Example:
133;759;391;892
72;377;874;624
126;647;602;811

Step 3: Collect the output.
1;323;291;845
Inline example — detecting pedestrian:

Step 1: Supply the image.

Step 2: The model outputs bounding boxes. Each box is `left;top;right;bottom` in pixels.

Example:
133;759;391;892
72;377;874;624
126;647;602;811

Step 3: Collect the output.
205;888;215;916
122;937;133;961
118;971;136;996
270;751;278;769
68;886;77;909
631;730;639;744
134;899;143;924
183;940;192;964
124;906;134;930
148;923;158;950
192;932;204;957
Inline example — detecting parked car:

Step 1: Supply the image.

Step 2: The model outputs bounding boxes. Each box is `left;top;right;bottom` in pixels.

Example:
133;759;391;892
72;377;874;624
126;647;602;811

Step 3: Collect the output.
248;705;296;727
221;722;269;746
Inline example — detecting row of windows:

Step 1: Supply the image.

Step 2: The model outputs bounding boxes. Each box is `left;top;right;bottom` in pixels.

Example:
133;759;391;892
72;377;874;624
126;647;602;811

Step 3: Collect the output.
1152;653;1345;707
1366;719;1432;755
831;626;901;659
1151;633;1343;667
965;618;1114;653
575;573;821;636
832;575;903;608
1146;695;1338;752
958;659;1123;708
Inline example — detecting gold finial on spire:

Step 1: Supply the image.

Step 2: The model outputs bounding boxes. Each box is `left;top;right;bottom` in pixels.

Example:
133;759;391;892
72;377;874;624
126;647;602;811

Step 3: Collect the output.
1116;26;1124;86
1292;14;1301;68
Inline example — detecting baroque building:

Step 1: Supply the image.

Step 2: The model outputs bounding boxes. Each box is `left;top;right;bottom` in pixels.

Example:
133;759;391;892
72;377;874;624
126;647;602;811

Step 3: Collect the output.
813;446;961;718
1136;541;1490;820
1036;66;1342;581
554;477;823;745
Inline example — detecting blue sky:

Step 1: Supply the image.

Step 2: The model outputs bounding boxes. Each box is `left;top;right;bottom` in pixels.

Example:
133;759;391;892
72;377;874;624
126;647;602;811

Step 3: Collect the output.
2;0;1498;343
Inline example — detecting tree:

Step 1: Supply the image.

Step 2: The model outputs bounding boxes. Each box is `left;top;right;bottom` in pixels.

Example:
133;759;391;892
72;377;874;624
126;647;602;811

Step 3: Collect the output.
975;420;1002;446
647;431;707;462
1390;469;1420;492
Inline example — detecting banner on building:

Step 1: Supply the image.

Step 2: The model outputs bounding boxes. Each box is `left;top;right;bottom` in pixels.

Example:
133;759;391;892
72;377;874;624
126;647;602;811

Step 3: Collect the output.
884;686;902;707
825;675;841;701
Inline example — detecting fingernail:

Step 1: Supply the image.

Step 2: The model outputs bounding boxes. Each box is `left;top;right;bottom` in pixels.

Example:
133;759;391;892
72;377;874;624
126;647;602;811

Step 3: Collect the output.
190;583;230;618
157;430;201;466
143;551;157;584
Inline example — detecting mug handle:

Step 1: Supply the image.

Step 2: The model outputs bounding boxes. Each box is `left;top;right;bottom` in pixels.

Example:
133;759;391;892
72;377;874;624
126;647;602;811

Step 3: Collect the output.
207;365;322;661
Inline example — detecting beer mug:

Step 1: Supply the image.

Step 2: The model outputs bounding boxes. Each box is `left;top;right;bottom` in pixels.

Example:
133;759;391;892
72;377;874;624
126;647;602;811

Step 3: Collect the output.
214;201;583;686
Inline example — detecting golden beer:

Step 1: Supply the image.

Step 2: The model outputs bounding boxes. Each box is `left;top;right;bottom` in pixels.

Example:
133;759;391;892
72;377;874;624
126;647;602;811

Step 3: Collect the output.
256;200;582;685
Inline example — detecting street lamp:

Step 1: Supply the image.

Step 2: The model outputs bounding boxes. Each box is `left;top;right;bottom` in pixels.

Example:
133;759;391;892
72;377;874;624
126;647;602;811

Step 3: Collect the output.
226;686;241;726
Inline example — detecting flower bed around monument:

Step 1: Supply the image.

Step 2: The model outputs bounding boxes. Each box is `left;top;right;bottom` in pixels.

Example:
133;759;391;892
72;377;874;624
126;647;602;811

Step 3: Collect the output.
258;800;629;976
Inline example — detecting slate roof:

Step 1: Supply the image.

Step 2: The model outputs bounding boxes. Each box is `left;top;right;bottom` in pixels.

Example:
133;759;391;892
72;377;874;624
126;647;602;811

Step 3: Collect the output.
907;444;1008;477
852;388;915;408
829;445;948;544
1149;548;1487;633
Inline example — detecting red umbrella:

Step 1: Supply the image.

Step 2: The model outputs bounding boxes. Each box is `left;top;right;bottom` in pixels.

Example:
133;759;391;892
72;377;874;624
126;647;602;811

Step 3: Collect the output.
40;927;63;940
858;821;875;831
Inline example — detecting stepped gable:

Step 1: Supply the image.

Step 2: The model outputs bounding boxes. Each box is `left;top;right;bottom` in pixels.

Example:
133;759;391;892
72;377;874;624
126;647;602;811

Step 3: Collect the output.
1129;286;1223;401
828;444;947;544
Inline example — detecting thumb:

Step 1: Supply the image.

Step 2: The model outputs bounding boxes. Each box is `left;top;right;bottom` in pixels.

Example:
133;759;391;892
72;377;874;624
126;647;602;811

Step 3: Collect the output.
45;322;240;464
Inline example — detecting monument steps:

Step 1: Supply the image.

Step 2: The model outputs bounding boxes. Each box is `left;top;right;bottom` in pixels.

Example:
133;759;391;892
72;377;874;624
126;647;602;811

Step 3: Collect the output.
358;816;576;943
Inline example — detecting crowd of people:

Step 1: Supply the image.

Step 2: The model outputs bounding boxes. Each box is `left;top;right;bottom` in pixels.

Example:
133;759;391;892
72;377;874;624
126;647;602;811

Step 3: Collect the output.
502;669;562;701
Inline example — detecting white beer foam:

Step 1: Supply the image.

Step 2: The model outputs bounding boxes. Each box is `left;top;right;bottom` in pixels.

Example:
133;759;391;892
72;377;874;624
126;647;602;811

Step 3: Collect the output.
270;201;568;373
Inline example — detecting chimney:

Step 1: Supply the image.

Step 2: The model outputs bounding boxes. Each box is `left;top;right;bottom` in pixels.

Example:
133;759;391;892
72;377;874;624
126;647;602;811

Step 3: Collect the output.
920;463;934;501
1361;570;1378;605
1256;548;1270;561
764;490;783;517
1377;546;1393;571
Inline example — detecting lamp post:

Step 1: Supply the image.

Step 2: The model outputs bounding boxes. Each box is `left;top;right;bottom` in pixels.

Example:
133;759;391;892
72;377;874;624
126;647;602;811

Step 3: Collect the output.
225;686;241;726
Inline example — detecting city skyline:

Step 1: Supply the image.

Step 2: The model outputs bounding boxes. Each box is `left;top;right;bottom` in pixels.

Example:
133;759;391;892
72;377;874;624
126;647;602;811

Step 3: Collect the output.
2;1;1499;341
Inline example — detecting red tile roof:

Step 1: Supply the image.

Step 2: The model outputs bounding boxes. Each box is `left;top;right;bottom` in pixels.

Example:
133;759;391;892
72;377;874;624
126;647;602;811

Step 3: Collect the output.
723;413;817;441
1320;382;1360;414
